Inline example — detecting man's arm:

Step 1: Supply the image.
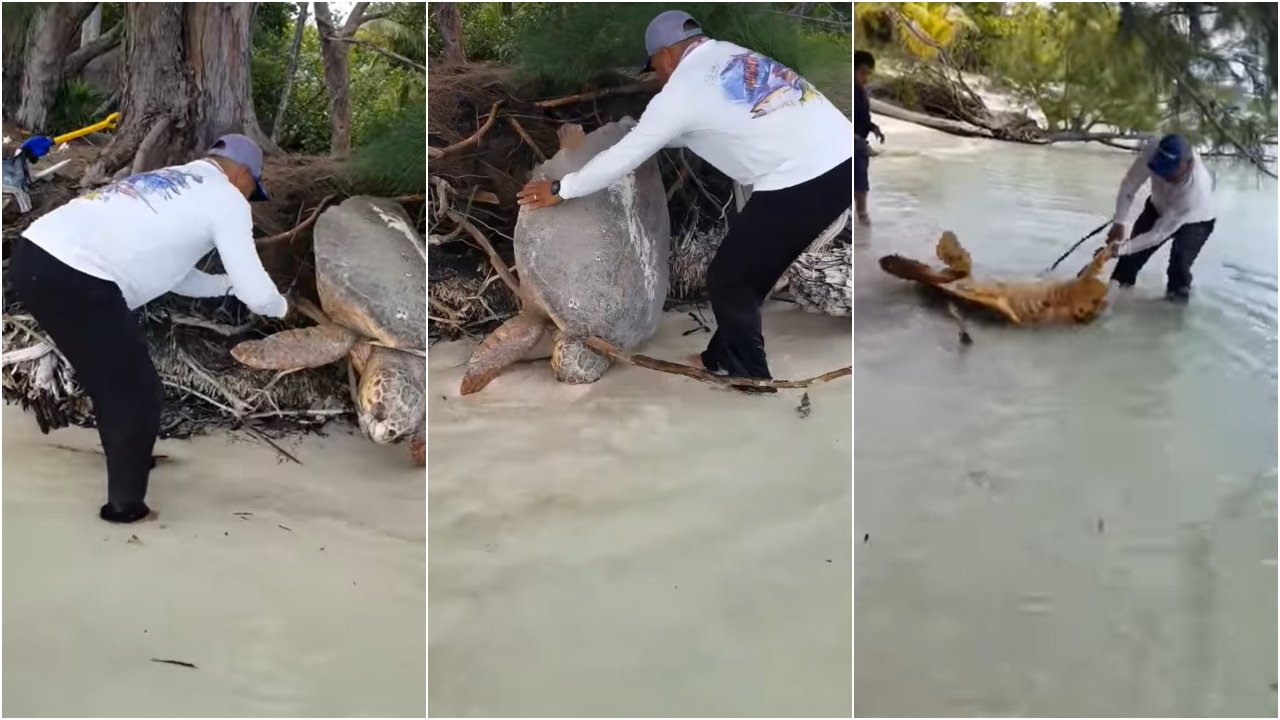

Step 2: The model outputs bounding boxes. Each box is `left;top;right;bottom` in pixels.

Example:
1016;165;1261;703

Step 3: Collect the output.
211;201;289;318
171;267;233;298
557;91;686;200
1117;207;1186;256
1113;143;1153;225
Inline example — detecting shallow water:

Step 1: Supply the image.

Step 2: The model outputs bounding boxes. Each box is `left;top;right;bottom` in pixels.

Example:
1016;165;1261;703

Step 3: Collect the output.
855;128;1277;717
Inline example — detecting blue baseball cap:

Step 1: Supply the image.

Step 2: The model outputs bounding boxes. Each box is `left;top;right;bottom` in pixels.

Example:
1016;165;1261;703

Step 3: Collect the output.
1147;134;1191;179
207;133;268;201
641;10;703;72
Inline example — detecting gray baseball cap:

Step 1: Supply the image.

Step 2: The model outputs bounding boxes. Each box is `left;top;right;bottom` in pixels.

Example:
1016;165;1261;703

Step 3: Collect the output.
642;10;703;71
207;133;268;201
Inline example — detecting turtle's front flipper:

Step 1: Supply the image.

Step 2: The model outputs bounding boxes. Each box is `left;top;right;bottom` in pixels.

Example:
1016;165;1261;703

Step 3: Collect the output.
231;324;359;370
459;313;546;395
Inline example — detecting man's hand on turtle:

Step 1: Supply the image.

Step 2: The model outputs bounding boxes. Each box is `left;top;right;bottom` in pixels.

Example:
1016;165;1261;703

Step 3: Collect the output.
873;128;885;144
1106;223;1126;245
516;179;562;210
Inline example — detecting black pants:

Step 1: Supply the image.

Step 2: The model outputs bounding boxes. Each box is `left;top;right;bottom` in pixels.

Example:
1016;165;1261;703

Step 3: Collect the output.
1111;200;1216;295
702;158;852;379
855;136;870;193
11;238;160;512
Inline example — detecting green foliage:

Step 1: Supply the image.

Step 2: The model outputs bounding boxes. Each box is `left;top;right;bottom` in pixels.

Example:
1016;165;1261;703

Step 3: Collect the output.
250;2;425;161
48;78;104;133
989;3;1162;134
428;2;848;97
348;103;426;193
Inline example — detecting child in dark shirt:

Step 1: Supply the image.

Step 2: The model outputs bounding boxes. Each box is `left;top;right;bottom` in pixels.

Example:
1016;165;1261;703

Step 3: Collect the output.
854;50;883;224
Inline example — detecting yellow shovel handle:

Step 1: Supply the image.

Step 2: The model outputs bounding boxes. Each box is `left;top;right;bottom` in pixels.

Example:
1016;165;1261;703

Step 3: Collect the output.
52;112;121;145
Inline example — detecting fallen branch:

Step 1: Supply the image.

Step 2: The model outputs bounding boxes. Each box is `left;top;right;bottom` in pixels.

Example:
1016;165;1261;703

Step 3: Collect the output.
446;209;520;296
506;116;547;162
328;35;426;72
257;194;337;244
169;315;252;337
532;81;661;109
428;102;502;160
582;337;850;390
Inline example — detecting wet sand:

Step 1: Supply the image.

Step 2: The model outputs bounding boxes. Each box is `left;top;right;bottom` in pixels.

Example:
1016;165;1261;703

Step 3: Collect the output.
428;305;852;717
2;406;424;717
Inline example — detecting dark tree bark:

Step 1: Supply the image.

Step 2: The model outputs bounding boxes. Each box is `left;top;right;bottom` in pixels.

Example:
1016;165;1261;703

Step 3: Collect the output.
435;3;466;65
315;1;370;157
14;3;97;132
271;2;309;143
83;2;273;186
62;21;122;80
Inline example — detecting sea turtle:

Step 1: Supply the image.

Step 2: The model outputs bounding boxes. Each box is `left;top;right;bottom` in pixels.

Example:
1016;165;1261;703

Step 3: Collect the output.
231;196;426;464
459;119;671;394
879;231;1111;324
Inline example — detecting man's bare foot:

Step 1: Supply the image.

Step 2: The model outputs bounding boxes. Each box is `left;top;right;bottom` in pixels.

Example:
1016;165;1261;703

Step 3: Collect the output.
685;353;705;369
856;213;871;226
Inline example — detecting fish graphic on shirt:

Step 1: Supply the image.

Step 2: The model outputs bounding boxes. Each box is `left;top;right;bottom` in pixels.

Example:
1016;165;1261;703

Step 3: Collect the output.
80;168;205;213
719;52;819;118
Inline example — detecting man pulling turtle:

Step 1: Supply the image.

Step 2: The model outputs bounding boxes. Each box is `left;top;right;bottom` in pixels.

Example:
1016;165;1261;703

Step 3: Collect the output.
516;9;852;388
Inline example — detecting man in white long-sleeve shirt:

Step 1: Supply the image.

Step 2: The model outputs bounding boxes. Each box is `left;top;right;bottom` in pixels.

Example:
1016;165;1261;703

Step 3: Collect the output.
516;10;852;385
1104;133;1216;301
12;134;289;523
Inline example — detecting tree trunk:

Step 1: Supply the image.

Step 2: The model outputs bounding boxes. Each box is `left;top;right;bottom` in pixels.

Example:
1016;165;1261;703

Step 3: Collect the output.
14;3;97;133
2;13;29;117
187;2;273;150
63;21;122;80
81;4;102;46
271;2;309;143
436;3;466;65
314;2;369;157
84;2;273;186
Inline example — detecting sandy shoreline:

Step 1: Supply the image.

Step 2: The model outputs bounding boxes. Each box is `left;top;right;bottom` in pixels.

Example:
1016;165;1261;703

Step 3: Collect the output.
428;305;852;717
2;405;424;717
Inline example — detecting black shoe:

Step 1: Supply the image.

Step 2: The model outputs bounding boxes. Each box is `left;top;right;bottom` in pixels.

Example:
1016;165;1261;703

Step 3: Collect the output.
100;502;151;524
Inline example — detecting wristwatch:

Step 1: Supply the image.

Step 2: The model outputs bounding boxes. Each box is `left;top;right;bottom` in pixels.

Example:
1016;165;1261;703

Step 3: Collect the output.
550;180;561;199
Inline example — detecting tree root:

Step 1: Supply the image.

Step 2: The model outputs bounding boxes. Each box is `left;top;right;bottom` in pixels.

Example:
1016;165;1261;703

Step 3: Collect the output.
532;81;661;109
428;101;502;160
257;194;337;244
445;209;520;296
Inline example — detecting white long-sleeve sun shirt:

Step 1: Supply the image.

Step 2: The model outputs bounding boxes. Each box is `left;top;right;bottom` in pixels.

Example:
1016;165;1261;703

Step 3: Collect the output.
557;39;853;200
1112;139;1216;256
22;159;288;317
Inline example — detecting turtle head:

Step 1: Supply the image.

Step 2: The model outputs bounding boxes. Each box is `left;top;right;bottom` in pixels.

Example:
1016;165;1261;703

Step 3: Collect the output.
356;353;424;445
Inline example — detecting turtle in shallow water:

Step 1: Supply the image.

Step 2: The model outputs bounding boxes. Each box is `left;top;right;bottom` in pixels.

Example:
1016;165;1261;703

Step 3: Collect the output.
231;196;426;464
459;119;671;394
880;231;1111;324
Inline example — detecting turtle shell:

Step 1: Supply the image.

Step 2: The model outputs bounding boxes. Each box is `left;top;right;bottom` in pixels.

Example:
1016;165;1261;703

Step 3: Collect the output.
514;119;671;348
313;196;426;348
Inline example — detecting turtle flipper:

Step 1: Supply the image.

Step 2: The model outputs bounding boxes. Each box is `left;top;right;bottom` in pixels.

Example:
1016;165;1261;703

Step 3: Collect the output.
557;123;586;150
459;313;546;395
231;324;360;370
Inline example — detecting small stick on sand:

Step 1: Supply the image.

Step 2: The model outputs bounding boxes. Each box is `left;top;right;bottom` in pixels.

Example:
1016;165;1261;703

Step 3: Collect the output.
428;102;503;160
150;658;197;669
582;337;850;390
